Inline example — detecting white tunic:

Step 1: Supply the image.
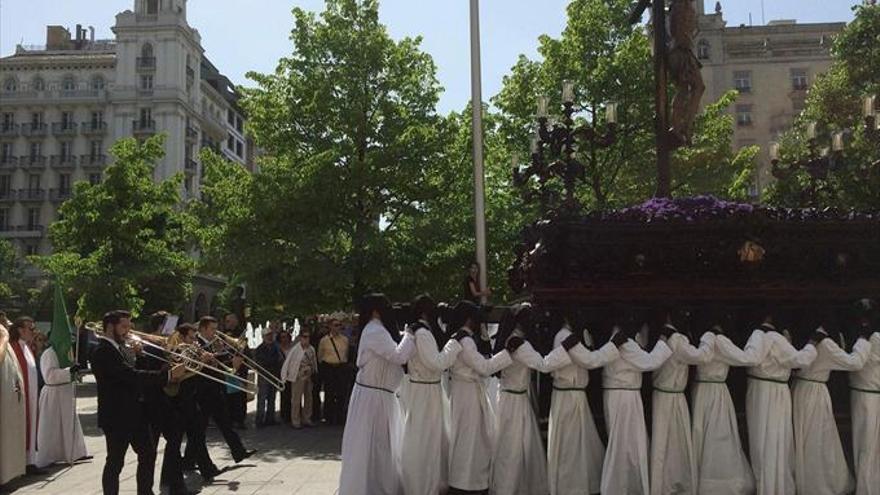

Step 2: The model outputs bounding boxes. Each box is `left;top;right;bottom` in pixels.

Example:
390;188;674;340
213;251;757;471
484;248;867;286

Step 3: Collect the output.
548;328;618;495
491;341;571;495
792;335;870;495
448;331;512;491
650;332;712;495
694;333;755;495
14;339;39;465
601;338;672;495
338;320;415;495
399;326;462;495
850;332;880;495
721;328;817;495
35;347;88;467
0;341;26;484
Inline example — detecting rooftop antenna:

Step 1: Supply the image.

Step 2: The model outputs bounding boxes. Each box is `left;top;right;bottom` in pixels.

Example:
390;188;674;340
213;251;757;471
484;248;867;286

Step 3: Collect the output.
761;0;766;25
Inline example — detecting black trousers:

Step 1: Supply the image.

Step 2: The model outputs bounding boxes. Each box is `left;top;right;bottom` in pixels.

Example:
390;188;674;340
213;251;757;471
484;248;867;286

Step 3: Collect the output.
311;366;324;423
197;382;246;459
226;391;247;425
148;406;185;492
322;364;349;425
102;424;156;495
280;381;292;424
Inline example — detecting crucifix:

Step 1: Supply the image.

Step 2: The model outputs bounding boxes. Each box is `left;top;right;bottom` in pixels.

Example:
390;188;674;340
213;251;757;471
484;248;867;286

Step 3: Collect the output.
629;0;705;198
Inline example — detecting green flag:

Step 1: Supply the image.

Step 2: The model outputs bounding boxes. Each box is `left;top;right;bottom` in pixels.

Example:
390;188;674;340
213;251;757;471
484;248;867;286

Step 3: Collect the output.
49;283;75;368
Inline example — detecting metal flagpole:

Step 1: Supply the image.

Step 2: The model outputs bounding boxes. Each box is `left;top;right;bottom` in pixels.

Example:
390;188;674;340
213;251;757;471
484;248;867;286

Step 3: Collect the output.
469;0;489;304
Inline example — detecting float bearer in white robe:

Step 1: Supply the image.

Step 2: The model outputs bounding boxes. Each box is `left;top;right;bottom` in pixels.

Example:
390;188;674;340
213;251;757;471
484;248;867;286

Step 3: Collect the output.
695;327;755;495
36;346;88;467
601;323;672;495
490;305;571;495
447;300;512;494
849;299;880;495
338;294;415;495
549;318;618;495
400;295;462;495
792;323;870;495
719;317;817;495
0;317;27;485
650;321;713;495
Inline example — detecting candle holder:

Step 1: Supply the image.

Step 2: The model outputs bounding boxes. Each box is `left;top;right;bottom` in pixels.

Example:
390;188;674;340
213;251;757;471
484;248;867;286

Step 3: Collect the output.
769;125;845;207
513;80;619;215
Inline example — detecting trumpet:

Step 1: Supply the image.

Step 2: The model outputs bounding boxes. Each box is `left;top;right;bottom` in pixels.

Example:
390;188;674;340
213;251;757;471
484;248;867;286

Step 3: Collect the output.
212;329;285;391
83;322;255;395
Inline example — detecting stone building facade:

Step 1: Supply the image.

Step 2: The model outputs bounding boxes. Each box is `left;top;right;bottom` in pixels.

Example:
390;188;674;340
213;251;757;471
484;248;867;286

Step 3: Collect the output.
0;0;252;319
694;1;845;193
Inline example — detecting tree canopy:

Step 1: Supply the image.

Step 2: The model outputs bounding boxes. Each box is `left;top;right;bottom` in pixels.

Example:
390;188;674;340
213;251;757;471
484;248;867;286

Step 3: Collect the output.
36;136;195;320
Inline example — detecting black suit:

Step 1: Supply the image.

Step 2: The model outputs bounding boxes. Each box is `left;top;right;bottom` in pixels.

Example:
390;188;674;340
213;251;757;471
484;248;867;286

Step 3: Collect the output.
90;338;168;495
184;336;246;462
137;351;187;494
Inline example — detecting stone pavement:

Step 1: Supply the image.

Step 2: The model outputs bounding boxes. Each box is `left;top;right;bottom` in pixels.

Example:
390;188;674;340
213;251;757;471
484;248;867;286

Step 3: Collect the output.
2;376;342;495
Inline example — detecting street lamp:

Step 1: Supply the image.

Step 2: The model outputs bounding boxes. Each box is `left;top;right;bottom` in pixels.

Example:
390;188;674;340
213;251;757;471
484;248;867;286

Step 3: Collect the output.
513;80;619;214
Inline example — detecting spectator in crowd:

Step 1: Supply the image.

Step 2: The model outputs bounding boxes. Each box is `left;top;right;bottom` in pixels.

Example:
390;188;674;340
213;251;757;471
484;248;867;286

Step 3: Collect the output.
277;331;294;425
280;329;318;429
254;326;284;427
223;312;249;429
318;318;350;425
310;319;328;424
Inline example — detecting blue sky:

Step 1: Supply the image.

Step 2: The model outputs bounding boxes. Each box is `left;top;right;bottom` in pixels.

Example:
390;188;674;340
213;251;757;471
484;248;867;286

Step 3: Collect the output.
0;1;859;113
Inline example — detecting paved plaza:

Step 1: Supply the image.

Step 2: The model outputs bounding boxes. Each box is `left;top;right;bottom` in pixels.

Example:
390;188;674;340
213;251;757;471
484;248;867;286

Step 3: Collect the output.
2;377;343;495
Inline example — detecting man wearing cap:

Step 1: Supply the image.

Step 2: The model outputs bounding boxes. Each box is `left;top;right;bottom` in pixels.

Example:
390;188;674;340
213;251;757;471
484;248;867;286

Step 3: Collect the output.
319;316;350;425
338;294;416;495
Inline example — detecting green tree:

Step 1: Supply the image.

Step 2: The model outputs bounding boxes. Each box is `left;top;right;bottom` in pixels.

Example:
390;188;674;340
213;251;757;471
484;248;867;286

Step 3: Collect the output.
765;3;880;209
199;0;449;311
492;0;755;210
0;238;22;306
36;136;195;319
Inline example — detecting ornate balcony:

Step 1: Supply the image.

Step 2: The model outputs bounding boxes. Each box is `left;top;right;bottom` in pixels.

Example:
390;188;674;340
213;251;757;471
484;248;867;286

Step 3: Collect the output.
20;156;47;169
0;156;18;168
0;189;15;202
80;154;108;168
0;123;19;137
21;123;47;137
81;121;107;135
133;119;156;134
17;188;47;202
49;188;73;203
50;155;78;169
185;158;198;173
51;122;78;136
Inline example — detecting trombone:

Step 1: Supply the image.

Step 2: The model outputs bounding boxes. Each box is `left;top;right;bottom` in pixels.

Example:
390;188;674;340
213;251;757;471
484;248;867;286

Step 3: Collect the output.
84;323;255;394
211;329;285;391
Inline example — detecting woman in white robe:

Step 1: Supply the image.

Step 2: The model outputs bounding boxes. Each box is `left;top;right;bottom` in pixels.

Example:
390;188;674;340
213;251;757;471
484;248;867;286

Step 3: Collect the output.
650;327;713;495
718;321;817;495
850;327;880;495
338;295;416;495
0;321;27;484
548;325;618;495
693;330;755;495
35;346;88;467
447;301;512;494
400;306;462;495
490;310;572;495
792;329;870;495
601;329;672;495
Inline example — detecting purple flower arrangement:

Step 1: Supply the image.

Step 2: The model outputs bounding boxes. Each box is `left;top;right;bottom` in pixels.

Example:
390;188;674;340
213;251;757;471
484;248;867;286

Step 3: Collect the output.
606;195;755;223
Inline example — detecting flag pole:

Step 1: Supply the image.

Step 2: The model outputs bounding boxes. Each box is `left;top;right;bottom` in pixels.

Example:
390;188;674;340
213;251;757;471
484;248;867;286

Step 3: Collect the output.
469;0;489;304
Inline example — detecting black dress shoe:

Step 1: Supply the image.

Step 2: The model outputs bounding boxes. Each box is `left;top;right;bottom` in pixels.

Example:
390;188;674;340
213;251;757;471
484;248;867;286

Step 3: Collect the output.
233;449;257;463
25;465;46;476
